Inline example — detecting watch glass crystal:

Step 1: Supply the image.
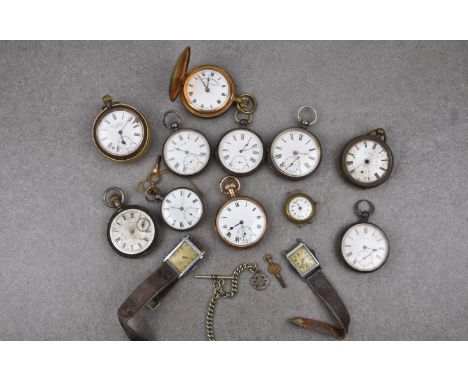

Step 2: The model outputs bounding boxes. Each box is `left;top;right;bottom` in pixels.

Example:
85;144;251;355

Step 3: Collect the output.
286;243;319;277
165;237;204;275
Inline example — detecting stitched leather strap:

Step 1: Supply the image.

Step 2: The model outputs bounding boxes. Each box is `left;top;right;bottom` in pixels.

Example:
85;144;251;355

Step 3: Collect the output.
117;262;179;340
292;269;350;340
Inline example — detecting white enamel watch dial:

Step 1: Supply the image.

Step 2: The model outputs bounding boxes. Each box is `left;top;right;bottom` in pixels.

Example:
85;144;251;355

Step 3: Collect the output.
183;69;231;112
108;208;157;257
285;193;316;224
163;129;210;176
270;128;321;178
215;198;267;248
95;108;146;159
161;188;204;231
343;137;392;187
217;129;264;175
341;223;389;272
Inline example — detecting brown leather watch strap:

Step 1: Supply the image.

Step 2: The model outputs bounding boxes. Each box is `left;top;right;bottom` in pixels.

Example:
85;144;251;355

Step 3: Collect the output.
117;262;179;341
292;269;350;340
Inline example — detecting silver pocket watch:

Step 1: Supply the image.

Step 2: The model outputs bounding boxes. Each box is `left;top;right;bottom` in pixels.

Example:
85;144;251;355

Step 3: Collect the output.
162;110;211;176
216;111;265;176
269;106;322;180
103;187;158;259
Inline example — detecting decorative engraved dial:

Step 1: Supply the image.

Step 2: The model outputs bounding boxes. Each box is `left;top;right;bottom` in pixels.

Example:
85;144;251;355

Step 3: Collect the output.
109;208;156;256
343;137;391;186
286;243;319;277
217;129;264;175
216;198;267;248
270;128;321;178
96;109;145;157
163;129;210;176
183;68;231;112
161;188;203;231
341;223;389;272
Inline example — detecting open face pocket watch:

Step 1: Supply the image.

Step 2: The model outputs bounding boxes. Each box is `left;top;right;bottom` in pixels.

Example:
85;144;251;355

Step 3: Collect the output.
269;106;322;180
216;111;265;176
103;187;158;259
215;176;268;249
340;200;389;272
93;95;151;162
162;110;211;176
284;191;317;225
340;128;394;188
169;46;256;118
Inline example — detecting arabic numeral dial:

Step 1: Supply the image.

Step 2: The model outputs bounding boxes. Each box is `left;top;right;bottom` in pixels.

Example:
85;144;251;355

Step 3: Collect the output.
270;128;321;178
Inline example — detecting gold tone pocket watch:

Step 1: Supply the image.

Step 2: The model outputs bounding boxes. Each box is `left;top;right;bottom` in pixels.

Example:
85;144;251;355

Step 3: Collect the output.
169;47;256;118
92;95;152;162
269;106;322;180
340;128;394;188
215;176;268;249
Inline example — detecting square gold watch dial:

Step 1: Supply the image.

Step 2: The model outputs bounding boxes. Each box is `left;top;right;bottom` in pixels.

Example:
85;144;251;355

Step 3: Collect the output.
167;241;200;273
287;243;319;277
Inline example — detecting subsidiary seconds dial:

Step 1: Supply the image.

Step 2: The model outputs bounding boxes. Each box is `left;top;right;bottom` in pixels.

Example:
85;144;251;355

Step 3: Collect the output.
161;188;204;231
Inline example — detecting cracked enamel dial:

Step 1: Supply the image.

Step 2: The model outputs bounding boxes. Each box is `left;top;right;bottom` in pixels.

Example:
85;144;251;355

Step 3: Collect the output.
270;128;321;179
341;223;389;272
215;197;267;248
161;188;204;231
217;129;264;175
341;132;394;188
163;129;210;176
108;208;157;258
183;68;232;113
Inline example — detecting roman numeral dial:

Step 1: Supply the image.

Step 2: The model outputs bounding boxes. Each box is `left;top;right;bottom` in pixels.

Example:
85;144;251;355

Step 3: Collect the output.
161;188;204;231
270;128;322;179
217;129;264;175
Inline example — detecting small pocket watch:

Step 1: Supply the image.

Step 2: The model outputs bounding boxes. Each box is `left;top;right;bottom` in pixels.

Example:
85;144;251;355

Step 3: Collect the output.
215;176;268;249
92;95;151;162
169;46;256;118
162;110;211;176
341;200;389;272
284;191;317;225
216;111;265;176
103;187;158;259
145;185;204;231
269;106;322;180
340;128;394;188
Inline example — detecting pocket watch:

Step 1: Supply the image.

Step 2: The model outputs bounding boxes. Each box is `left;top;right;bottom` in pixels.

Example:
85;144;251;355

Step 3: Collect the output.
169;46;256;118
92;95;151;162
216;111;265;176
284;191;317;225
269;106;322;180
162;110;211;176
103;187;158;259
340;200;389;272
340;128;394;188
145;185;204;231
215;176;268;249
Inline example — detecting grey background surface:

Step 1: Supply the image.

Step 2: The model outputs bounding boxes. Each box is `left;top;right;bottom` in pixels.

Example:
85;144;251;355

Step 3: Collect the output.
0;41;467;340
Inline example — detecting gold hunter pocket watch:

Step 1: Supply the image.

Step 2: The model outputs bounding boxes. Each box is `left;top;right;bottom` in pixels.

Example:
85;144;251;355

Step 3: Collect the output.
284;191;318;225
216;111;265;176
215;176;268;249
341;200;389;272
169;46;256;118
269;106;322;180
103;187;158;259
162;110;211;176
92;95;152;162
340;128;394;188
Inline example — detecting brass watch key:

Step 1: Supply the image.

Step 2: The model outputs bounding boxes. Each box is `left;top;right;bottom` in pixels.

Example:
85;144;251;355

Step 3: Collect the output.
264;254;286;288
